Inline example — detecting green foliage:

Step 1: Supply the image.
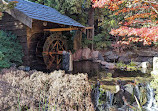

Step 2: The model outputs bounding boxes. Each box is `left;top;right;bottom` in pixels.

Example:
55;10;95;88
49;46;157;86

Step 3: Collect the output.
81;32;111;50
30;0;91;25
0;30;23;70
81;38;92;48
94;32;112;50
116;61;138;71
94;8;123;50
116;61;126;69
0;1;17;17
129;60;137;67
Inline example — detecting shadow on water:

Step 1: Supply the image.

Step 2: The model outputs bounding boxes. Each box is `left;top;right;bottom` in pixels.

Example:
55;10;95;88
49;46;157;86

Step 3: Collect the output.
73;60;150;79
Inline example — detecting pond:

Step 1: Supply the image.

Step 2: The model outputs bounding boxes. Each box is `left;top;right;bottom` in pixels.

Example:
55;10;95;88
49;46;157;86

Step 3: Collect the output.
72;60;158;111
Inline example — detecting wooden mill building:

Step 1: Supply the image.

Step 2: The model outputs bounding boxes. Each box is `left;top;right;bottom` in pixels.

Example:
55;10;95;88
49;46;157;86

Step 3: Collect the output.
0;0;85;70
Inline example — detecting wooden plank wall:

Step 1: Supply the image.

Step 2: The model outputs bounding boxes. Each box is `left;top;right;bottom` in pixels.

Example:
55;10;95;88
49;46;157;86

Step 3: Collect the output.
0;12;29;66
26;20;45;68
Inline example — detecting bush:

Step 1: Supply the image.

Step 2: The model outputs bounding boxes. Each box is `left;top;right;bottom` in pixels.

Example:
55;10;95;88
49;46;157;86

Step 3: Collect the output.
0;30;23;69
81;32;111;50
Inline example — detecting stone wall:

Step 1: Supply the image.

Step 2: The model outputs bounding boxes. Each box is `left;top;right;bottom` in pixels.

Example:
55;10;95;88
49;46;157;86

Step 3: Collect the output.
0;12;29;65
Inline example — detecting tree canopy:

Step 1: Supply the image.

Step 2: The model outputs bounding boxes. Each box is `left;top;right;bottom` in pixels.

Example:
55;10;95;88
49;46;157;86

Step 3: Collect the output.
92;0;158;47
0;0;17;17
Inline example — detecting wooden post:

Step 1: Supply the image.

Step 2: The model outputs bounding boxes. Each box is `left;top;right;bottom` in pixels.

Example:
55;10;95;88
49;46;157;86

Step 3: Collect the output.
69;51;73;71
92;25;94;51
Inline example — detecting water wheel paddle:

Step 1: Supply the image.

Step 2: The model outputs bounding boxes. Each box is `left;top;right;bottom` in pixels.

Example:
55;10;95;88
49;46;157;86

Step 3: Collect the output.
42;33;67;70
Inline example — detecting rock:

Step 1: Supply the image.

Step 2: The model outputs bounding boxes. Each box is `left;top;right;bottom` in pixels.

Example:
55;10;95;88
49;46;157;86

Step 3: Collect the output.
153;57;158;71
73;49;82;61
62;51;70;71
151;57;158;75
137;51;158;57
93;60;102;63
118;56;131;63
91;51;99;60
116;85;120;93
106;63;116;69
140;62;150;68
98;52;104;61
104;51;119;62
118;51;136;63
135;56;151;62
82;48;91;60
101;61;108;66
141;68;147;73
101;61;116;69
147;58;153;65
124;84;134;95
104;51;113;56
18;66;30;71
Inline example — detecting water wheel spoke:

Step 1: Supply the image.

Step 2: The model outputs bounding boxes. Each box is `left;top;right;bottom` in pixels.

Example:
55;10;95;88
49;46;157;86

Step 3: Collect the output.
52;41;58;50
59;41;65;51
47;56;55;69
56;55;59;65
56;41;59;51
58;58;62;65
50;53;55;59
42;51;49;55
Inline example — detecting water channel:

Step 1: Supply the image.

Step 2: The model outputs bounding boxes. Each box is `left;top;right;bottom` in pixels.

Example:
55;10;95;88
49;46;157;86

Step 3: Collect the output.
72;60;158;111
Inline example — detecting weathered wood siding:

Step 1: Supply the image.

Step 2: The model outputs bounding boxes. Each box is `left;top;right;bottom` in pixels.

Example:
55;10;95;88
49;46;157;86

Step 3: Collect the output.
26;20;60;69
27;20;45;68
0;12;29;65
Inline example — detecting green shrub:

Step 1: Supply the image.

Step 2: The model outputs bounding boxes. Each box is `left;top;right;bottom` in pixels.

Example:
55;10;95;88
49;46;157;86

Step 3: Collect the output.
81;32;111;50
0;30;23;69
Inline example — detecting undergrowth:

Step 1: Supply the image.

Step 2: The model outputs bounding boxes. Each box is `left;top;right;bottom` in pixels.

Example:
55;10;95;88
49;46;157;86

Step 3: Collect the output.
0;30;23;70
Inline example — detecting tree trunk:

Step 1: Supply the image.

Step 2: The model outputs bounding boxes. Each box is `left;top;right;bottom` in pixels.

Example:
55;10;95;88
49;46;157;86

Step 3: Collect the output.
87;5;94;39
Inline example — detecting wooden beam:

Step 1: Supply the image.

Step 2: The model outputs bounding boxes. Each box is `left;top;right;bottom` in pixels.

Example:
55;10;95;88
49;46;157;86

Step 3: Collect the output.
44;27;79;32
85;27;93;29
6;9;33;28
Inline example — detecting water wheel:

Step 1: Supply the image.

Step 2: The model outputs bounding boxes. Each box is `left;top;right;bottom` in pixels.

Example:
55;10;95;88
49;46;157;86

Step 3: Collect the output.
42;33;67;70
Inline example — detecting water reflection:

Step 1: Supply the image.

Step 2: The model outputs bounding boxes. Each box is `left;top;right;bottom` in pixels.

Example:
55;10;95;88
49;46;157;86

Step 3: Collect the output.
73;61;151;80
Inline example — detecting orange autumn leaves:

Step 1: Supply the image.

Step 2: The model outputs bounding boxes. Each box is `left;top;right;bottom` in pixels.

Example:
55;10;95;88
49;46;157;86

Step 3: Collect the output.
92;0;158;21
92;0;124;10
110;26;158;45
92;0;158;46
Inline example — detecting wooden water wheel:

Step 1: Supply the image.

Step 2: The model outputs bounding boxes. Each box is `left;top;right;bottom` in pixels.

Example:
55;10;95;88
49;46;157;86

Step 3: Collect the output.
42;33;67;70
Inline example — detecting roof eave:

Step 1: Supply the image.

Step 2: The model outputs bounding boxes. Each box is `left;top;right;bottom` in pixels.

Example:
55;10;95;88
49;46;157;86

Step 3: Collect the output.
6;8;33;28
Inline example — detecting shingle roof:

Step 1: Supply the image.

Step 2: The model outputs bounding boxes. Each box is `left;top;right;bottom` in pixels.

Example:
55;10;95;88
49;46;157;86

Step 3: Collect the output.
10;0;84;27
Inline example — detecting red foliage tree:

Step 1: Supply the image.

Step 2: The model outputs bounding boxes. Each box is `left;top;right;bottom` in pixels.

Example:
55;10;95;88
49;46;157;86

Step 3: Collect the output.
92;0;158;48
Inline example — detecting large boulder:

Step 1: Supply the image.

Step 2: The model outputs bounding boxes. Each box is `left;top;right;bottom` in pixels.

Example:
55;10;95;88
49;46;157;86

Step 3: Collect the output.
137;50;158;57
73;49;82;61
91;51;99;60
82;48;91;60
118;51;136;63
98;52;104;61
104;51;119;62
